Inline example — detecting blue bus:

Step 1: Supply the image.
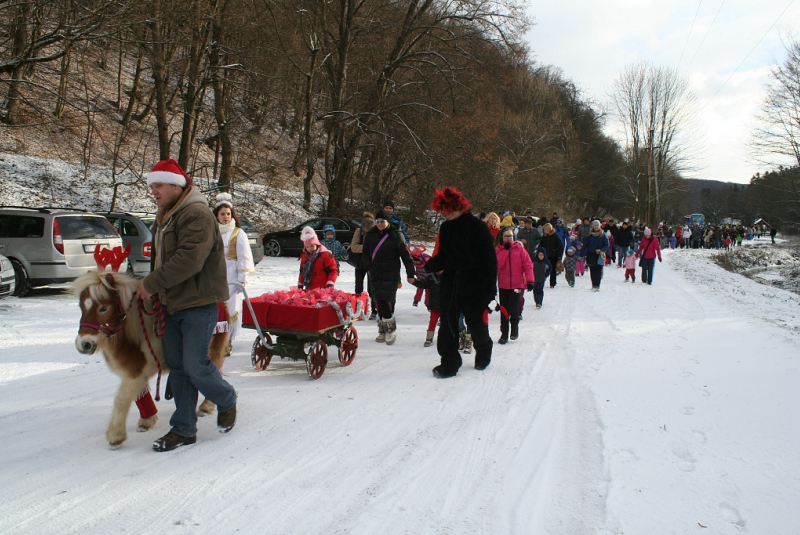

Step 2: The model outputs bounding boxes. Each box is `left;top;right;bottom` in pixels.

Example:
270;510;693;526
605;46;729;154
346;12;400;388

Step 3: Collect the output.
684;213;705;226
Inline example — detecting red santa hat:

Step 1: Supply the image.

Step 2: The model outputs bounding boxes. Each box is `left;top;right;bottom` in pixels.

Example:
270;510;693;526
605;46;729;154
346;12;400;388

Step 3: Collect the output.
147;159;192;188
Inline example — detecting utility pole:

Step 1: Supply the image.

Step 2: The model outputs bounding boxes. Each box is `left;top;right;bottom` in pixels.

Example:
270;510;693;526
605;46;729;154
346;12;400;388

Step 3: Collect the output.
653;141;660;224
646;129;654;225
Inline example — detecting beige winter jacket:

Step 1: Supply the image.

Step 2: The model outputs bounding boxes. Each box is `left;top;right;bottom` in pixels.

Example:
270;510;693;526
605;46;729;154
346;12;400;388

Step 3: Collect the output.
143;186;229;311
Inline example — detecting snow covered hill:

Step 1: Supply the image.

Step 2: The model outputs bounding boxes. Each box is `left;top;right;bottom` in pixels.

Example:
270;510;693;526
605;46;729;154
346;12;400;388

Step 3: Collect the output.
1;247;799;534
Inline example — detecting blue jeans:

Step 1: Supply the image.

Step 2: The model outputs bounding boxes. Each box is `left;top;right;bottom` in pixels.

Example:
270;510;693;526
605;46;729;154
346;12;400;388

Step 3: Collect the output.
532;281;545;305
617;245;627;267
163;303;237;437
458;311;470;334
640;257;656;284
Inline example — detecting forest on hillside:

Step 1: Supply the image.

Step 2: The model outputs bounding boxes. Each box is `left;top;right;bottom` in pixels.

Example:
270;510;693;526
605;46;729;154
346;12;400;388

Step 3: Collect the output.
1;0;798;231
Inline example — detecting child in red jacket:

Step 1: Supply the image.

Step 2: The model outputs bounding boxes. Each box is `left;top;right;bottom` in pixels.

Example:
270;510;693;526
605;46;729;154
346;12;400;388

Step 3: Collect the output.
298;226;338;290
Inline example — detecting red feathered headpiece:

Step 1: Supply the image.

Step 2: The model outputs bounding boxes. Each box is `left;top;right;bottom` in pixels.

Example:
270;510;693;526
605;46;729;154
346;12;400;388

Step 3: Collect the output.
430;187;471;214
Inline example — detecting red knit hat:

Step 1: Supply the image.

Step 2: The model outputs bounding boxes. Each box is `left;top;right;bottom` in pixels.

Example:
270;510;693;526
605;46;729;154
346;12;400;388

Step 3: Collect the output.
147;159;192;188
430;186;471;214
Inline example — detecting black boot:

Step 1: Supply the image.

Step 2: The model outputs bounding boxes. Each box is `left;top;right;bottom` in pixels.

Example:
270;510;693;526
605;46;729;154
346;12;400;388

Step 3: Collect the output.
153;431;196;452
510;324;519;340
432;365;457;378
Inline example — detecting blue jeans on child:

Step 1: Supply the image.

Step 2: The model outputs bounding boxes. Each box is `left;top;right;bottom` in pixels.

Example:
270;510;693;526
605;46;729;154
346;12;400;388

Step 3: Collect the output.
162;303;237;437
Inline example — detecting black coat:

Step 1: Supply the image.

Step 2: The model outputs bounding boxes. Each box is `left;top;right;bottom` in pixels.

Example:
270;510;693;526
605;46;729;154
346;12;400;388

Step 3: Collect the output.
425;211;497;307
539;231;564;260
615;228;634;249
362;224;415;301
412;273;441;312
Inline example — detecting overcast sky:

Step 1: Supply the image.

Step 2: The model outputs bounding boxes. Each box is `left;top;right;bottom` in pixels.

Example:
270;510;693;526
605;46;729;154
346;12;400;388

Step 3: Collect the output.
525;1;800;184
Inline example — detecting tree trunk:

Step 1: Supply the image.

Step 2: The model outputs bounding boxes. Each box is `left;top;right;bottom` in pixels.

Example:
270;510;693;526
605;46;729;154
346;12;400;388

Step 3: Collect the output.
4;1;29;125
121;52;143;128
54;39;71;119
208;0;232;191
178;21;209;171
302;46;318;212
147;10;171;161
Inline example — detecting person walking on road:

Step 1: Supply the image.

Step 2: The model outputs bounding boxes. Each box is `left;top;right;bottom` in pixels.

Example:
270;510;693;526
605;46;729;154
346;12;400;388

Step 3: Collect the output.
583;220;609;291
425;187;497;378
137;159;237;452
636;227;662;285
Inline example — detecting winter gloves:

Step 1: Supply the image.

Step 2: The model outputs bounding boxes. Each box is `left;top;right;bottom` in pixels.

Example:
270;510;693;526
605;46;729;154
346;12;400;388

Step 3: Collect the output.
526;282;535;292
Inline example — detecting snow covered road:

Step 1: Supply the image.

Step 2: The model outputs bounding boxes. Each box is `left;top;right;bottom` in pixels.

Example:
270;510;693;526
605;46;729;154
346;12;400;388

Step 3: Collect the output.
1;248;799;534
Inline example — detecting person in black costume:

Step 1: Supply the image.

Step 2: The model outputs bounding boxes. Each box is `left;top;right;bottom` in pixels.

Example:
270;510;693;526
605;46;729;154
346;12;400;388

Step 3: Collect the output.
425;187;497;378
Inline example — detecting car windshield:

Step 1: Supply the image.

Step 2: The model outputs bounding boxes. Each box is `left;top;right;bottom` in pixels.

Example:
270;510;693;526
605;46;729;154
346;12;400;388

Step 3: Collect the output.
57;216;118;239
297;219;325;231
239;216;254;231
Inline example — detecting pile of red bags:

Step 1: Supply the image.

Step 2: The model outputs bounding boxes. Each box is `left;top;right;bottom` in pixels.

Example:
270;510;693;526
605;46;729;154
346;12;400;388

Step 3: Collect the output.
244;287;369;331
251;286;365;311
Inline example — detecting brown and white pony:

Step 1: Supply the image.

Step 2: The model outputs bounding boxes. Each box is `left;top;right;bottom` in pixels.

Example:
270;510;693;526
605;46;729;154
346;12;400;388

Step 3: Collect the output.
73;271;228;448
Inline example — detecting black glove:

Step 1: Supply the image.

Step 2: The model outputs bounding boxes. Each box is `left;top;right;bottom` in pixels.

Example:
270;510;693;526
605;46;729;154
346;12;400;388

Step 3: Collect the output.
297;284;304;289
504;242;512;250
526;283;534;292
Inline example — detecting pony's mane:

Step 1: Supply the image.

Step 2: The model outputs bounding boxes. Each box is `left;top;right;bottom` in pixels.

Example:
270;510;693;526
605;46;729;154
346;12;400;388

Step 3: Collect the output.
72;271;140;312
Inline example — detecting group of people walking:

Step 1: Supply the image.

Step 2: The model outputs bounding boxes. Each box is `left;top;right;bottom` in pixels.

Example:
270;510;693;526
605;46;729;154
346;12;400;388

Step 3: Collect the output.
134;158;670;450
666;223;778;249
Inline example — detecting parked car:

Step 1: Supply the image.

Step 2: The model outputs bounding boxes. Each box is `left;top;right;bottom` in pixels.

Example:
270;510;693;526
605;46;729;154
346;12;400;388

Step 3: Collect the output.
0;253;15;298
262;217;362;257
99;212;155;276
238;215;264;264
0;207;126;296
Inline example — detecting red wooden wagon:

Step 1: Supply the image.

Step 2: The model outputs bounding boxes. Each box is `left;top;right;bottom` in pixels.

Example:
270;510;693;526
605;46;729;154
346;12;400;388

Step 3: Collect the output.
239;285;368;379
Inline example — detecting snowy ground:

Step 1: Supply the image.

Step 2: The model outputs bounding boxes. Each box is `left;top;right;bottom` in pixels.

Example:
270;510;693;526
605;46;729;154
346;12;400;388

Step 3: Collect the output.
2;245;800;534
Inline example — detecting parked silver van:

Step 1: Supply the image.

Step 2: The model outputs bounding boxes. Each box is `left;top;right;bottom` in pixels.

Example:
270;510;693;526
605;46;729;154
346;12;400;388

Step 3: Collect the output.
0;253;15;298
0;207;126;296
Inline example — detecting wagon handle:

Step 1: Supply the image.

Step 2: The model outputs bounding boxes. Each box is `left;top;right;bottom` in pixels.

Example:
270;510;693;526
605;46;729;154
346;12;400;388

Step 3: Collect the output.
231;282;273;350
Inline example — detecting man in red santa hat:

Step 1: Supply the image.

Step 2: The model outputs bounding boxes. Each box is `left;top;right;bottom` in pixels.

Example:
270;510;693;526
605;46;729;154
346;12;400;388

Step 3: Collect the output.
136;159;238;451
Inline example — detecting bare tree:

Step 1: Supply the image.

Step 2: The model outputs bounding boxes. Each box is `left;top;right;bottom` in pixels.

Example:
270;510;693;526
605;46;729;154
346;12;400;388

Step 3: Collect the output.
752;37;800;204
610;61;699;222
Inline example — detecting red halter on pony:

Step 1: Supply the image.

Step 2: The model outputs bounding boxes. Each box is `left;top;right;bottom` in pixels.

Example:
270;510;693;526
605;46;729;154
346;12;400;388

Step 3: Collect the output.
84;244;161;415
77;244;133;336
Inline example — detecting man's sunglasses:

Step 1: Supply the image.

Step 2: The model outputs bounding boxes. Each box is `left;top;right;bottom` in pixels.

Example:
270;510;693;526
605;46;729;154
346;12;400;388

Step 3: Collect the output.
375;219;388;224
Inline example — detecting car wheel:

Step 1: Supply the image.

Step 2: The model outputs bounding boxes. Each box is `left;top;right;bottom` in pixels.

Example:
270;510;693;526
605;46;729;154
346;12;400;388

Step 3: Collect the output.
10;258;31;297
264;239;282;257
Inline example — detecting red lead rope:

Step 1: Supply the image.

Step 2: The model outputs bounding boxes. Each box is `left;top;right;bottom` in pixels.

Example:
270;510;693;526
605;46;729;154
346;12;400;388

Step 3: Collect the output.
138;296;166;401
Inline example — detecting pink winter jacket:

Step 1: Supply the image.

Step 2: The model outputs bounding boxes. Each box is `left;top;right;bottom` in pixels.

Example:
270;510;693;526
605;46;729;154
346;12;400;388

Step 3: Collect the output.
495;241;535;290
623;254;637;269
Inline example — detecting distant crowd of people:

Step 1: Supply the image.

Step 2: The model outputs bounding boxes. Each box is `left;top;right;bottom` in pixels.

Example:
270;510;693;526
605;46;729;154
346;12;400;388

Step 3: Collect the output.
660;223;778;249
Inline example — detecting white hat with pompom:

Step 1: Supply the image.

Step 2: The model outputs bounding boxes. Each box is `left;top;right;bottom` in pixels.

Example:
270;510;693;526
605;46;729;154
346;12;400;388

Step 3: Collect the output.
300;226;320;246
215;192;233;209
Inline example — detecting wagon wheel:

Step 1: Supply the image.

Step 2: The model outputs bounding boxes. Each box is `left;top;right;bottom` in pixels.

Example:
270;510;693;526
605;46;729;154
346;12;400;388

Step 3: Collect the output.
251;333;273;371
306;340;328;379
338;326;358;366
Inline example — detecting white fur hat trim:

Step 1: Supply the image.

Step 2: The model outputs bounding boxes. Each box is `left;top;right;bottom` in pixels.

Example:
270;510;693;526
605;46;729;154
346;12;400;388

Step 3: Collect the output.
215;192;233;209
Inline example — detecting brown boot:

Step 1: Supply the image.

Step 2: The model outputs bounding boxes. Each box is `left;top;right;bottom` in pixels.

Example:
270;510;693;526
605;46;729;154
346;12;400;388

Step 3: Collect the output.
217;403;237;433
463;334;473;354
424;330;435;347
